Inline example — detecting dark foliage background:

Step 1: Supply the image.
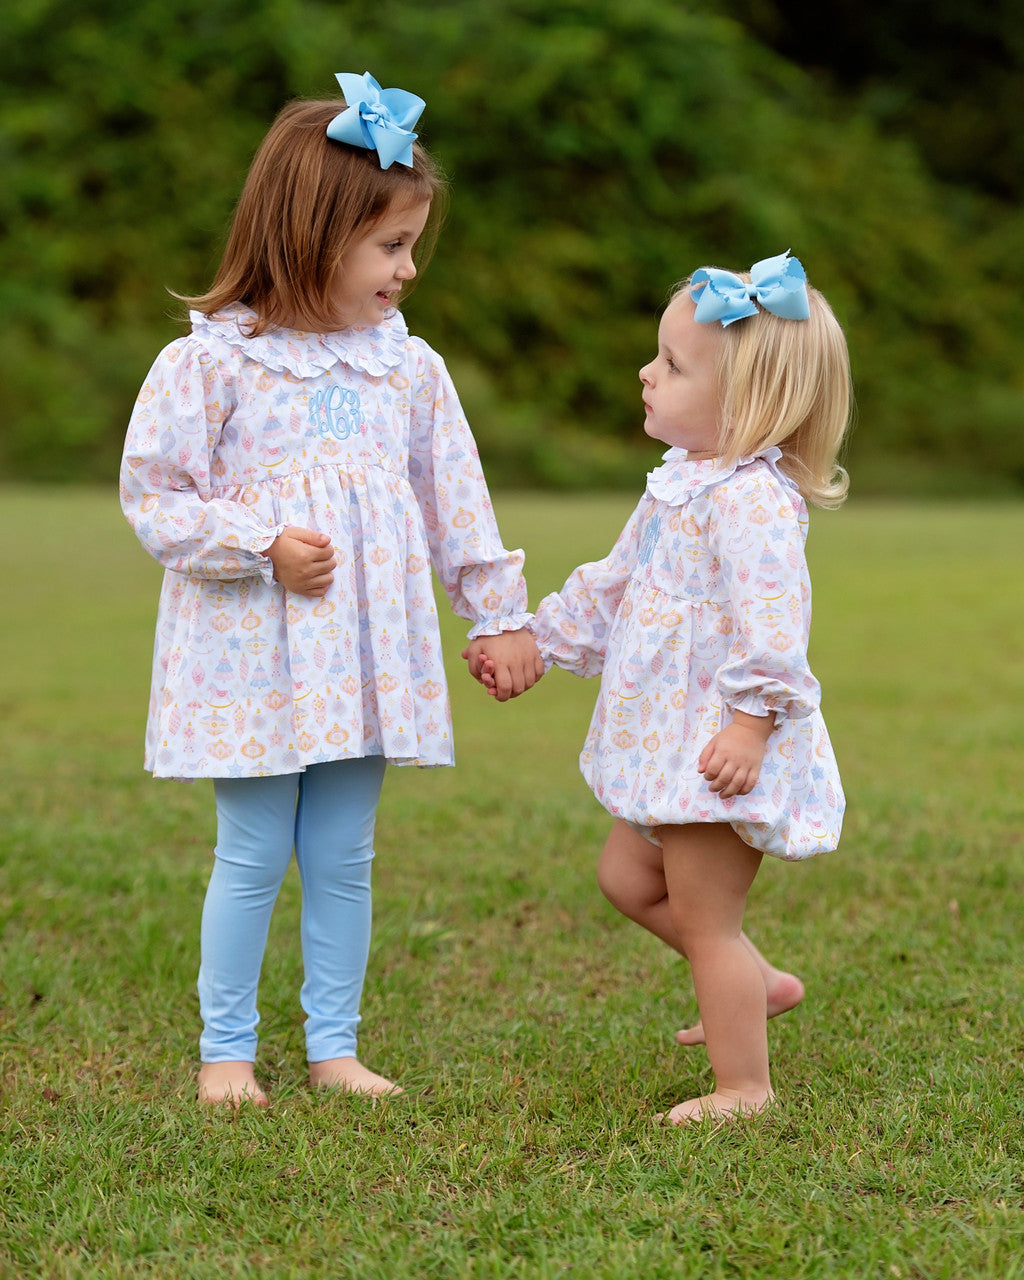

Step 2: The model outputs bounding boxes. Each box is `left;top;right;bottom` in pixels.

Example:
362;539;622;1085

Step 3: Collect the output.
1;0;1022;493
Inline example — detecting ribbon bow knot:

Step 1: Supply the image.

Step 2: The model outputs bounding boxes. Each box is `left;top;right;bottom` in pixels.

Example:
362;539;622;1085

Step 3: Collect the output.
689;251;810;326
327;71;425;170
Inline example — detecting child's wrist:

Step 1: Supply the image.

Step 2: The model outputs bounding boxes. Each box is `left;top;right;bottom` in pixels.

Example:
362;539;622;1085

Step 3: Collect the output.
730;709;776;741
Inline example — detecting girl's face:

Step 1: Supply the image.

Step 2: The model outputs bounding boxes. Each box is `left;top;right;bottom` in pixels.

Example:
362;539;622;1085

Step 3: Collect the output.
330;200;431;329
639;296;723;456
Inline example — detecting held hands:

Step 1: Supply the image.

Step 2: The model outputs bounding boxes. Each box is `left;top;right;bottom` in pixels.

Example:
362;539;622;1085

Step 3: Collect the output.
462;631;545;702
699;710;775;798
264;527;336;597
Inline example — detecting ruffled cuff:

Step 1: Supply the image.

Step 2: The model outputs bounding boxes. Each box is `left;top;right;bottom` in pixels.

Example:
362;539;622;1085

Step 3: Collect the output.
728;685;817;723
253;525;287;586
230;519;288;586
466;611;535;640
523;619;564;674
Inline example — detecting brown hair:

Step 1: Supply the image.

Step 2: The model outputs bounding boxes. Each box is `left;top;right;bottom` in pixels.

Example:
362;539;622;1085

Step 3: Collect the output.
183;98;447;334
672;274;852;508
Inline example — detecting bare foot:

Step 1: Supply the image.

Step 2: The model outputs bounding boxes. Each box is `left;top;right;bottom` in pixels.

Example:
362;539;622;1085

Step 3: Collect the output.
655;1087;775;1126
308;1057;403;1097
197;1061;269;1107
676;971;805;1046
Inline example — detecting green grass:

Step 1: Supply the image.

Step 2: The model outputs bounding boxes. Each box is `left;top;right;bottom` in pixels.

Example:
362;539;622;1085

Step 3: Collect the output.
1;486;1023;1279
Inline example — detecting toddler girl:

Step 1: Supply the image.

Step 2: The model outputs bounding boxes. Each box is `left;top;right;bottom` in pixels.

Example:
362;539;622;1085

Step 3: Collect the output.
475;252;850;1123
121;73;542;1105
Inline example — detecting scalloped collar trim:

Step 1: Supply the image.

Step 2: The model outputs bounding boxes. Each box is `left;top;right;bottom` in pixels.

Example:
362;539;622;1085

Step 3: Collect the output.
189;306;409;377
646;446;788;503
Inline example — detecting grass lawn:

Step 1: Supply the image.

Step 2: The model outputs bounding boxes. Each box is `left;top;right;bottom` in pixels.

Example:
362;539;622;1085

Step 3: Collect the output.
1;486;1023;1278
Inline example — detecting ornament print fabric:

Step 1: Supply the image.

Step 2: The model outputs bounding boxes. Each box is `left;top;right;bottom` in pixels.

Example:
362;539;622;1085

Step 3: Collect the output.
531;449;844;860
121;308;530;779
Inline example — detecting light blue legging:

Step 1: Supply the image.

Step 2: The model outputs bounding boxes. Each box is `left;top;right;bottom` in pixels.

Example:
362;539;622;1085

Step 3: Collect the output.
198;756;387;1064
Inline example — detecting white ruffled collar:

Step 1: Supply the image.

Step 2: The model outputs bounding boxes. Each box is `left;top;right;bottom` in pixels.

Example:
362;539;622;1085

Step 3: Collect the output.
646;446;790;503
190;305;409;377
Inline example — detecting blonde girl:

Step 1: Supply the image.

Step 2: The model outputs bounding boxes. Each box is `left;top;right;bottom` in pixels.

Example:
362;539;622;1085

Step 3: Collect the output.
121;74;542;1106
476;252;850;1122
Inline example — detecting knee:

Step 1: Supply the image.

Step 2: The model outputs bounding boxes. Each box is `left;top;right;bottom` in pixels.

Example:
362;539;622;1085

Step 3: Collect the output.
595;858;618;907
213;813;294;887
317;847;375;894
212;844;291;892
667;904;731;962
596;856;643;917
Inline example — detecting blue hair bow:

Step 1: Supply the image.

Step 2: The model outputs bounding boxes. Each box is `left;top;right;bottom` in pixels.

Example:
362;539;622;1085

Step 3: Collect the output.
326;71;425;169
690;251;810;326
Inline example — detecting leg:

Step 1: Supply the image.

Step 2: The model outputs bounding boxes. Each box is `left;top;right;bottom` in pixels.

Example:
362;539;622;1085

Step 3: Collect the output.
597;819;681;950
597;820;803;1042
675;938;804;1046
197;773;301;1105
294;757;399;1097
658;823;773;1124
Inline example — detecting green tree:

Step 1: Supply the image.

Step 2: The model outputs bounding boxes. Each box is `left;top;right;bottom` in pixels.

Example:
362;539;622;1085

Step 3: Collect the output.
720;0;1024;199
1;0;1022;492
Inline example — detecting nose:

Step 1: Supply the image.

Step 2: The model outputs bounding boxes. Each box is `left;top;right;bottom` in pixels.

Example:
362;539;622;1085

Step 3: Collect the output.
639;362;654;386
396;250;417;281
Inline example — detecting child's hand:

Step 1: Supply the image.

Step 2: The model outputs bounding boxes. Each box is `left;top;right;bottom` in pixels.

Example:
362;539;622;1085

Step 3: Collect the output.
698;711;775;798
264;527;336;597
463;648;500;695
477;656;498;694
463;638;497;689
461;630;544;702
473;652;529;700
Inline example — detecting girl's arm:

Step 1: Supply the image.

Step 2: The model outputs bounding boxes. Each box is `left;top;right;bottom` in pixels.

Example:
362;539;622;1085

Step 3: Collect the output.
697;469;822;796
120;340;287;583
528;497;648;679
407;346;541;698
706;467;821;731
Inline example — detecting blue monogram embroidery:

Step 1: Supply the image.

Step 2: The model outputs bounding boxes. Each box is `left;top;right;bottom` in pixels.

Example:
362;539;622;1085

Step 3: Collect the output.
308;386;362;440
638;513;662;566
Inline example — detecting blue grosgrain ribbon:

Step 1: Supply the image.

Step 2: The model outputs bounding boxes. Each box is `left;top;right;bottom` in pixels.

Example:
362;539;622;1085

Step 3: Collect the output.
690;251;810;326
326;72;425;169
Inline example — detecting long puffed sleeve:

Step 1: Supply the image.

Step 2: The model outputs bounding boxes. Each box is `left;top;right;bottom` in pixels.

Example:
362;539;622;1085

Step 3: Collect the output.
119;339;284;581
530;497;648;678
407;344;532;637
706;469;820;721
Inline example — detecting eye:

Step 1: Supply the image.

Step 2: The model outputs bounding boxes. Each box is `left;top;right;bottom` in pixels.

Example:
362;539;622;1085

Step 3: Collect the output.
666;357;679;373
384;240;403;253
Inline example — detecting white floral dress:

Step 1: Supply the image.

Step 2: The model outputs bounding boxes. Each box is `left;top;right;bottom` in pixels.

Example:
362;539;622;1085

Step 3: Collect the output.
120;306;531;779
531;448;844;860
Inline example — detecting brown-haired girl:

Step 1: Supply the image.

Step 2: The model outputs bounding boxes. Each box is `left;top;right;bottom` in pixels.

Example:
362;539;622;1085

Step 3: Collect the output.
121;74;543;1106
475;252;850;1123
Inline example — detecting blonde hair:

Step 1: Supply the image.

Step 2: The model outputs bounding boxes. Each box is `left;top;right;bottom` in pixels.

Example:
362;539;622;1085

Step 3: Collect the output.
183;98;447;334
672;272;852;508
